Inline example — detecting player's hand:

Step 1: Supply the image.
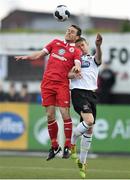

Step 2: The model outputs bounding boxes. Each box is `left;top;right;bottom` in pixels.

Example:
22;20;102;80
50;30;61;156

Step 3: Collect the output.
68;70;82;79
73;65;81;73
72;66;82;79
15;56;29;61
74;72;82;79
95;33;102;47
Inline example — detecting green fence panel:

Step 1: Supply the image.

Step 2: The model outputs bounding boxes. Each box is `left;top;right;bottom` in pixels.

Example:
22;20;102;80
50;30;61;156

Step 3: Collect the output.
92;105;130;153
28;104;130;153
28;104;50;151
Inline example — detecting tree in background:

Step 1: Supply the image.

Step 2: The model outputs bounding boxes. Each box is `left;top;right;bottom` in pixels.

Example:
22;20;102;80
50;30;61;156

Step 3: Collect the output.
121;19;130;32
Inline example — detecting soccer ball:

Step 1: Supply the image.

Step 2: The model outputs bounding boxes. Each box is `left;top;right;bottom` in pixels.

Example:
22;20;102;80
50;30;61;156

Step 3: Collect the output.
54;5;70;22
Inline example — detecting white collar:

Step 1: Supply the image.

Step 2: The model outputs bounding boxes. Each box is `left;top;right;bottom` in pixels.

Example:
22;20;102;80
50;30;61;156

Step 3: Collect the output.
64;40;75;46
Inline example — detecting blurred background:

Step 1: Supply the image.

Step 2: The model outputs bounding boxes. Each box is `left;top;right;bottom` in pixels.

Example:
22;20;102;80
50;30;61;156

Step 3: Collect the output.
0;0;130;158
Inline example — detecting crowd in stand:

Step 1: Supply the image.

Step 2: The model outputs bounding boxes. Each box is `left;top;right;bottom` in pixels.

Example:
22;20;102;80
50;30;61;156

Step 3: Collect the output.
0;81;41;104
97;62;116;104
0;63;116;104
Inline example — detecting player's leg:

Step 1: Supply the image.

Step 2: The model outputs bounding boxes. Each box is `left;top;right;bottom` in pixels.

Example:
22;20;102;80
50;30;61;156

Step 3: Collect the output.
80;125;93;164
71;92;97;178
75;92;97;178
71;89;94;146
41;80;61;160
46;105;58;149
75;113;94;178
71;113;93;160
59;106;72;158
71;89;95;178
79;99;97;165
46;105;62;161
57;83;72;158
71;112;93;145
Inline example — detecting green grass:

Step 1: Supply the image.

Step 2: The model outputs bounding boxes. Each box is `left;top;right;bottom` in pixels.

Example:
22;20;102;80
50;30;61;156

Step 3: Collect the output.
0;156;130;179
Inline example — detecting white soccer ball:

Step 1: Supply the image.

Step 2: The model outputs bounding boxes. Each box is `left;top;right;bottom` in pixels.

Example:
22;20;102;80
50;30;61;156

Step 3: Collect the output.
54;5;70;22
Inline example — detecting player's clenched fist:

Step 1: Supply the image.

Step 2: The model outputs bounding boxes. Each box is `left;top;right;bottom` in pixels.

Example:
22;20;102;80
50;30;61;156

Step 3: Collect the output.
95;33;102;47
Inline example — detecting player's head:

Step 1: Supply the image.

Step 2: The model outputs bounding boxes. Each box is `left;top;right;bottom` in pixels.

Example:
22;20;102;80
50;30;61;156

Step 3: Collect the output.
65;24;82;43
75;37;89;55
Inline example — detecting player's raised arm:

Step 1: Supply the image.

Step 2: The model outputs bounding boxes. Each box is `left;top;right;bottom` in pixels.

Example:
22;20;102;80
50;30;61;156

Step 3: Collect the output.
15;50;47;61
94;33;103;65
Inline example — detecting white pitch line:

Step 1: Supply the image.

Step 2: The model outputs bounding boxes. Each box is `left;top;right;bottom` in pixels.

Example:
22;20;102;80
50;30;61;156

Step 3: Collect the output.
0;166;130;174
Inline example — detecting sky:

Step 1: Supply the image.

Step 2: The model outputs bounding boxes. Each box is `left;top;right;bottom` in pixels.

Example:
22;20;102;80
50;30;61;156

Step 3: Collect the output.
0;0;130;21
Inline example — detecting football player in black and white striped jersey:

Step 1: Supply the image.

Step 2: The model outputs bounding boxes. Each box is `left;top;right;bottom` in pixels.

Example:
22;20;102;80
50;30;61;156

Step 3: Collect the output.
68;34;102;178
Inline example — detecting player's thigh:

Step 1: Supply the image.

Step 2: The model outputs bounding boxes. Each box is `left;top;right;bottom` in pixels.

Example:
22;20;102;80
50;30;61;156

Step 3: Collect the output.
57;84;70;107
41;91;56;106
41;83;57;106
41;79;57;106
71;89;87;115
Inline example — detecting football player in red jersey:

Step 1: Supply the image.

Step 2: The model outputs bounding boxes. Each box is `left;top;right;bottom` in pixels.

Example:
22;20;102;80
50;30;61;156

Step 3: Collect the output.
15;25;82;160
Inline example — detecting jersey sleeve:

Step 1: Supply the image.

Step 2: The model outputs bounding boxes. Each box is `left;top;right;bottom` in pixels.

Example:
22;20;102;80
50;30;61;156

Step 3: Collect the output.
43;39;56;54
74;48;82;63
93;55;101;66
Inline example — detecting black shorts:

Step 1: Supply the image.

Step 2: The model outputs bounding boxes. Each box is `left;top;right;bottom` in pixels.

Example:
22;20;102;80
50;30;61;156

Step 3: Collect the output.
71;88;98;123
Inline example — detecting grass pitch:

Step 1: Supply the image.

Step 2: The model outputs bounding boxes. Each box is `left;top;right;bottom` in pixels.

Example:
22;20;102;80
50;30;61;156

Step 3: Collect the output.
0;155;130;179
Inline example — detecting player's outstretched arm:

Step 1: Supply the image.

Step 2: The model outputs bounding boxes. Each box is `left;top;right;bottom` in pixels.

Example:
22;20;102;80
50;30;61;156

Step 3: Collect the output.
15;50;47;61
95;33;103;65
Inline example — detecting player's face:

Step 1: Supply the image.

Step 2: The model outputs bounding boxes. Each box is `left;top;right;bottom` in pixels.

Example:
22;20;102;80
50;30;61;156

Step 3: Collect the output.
76;41;89;54
65;26;79;43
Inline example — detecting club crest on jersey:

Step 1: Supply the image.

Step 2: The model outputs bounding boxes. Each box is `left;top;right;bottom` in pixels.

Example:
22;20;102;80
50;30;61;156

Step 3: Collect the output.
69;47;74;53
58;49;66;55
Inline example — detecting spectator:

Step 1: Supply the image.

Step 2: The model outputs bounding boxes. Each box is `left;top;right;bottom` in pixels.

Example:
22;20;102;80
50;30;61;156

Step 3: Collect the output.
36;93;42;104
17;83;31;102
98;62;116;104
0;81;6;102
6;82;19;102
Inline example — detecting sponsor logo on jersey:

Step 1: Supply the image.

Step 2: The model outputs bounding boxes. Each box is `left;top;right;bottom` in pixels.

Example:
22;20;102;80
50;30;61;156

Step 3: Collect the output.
81;55;91;68
52;53;67;61
81;60;90;68
0;112;25;141
69;47;74;53
58;48;66;55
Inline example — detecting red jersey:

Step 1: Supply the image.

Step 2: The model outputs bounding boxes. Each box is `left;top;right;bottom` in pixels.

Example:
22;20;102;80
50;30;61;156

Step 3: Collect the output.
42;39;81;83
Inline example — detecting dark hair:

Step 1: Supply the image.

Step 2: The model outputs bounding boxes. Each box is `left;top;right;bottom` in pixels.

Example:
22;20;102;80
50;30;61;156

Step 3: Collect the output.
10;82;15;88
22;83;28;89
75;37;87;43
71;24;82;36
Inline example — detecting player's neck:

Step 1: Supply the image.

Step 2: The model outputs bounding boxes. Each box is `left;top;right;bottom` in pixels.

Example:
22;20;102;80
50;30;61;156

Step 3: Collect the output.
65;40;75;44
83;50;89;55
83;52;90;56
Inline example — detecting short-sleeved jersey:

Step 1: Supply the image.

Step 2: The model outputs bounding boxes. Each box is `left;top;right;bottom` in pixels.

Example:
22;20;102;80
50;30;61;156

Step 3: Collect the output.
71;54;100;90
43;39;81;83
